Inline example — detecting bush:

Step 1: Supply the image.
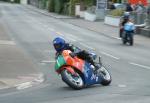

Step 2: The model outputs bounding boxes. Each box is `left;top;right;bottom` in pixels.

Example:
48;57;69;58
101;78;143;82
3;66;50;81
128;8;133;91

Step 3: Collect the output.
39;0;48;9
48;0;55;12
62;2;70;15
109;9;124;17
54;0;63;13
83;0;94;7
14;0;20;3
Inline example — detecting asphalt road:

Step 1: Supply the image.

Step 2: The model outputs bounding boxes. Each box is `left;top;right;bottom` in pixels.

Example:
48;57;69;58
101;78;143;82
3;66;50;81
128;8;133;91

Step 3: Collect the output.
0;3;150;103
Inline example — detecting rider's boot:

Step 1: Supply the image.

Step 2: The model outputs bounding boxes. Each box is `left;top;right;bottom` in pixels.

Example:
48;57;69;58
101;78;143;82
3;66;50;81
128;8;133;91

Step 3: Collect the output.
93;63;101;74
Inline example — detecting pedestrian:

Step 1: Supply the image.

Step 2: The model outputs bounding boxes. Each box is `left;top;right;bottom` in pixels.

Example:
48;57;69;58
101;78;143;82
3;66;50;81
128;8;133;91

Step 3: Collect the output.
119;12;130;37
108;1;116;10
146;3;150;14
131;4;137;11
135;1;146;14
126;3;133;12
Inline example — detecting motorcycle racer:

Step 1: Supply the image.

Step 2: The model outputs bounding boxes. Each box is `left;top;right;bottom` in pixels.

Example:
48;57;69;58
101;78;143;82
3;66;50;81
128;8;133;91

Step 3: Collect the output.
53;37;100;71
119;12;130;37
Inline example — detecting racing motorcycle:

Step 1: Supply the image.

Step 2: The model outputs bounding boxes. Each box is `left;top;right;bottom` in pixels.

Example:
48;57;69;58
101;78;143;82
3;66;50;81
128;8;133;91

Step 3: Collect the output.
54;50;111;90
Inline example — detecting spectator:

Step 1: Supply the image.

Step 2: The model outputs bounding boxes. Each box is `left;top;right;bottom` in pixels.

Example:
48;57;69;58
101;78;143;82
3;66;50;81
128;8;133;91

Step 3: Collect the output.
131;4;137;11
135;1;146;14
147;3;150;14
108;1;116;10
126;3;133;12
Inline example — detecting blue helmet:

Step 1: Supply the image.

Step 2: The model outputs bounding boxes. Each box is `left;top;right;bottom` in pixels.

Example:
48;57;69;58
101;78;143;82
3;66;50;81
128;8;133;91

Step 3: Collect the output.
53;37;66;52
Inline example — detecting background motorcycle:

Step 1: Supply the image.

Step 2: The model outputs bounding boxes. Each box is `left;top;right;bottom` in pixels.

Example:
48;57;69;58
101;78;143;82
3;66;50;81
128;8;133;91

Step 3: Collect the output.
122;30;134;46
54;50;111;90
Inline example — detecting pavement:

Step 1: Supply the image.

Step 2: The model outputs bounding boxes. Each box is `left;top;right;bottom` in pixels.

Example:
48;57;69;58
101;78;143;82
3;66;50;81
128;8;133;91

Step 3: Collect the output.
0;17;44;90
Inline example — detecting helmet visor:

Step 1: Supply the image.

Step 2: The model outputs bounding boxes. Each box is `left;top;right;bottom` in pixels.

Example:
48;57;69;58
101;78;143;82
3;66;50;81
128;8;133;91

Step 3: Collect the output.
54;44;61;49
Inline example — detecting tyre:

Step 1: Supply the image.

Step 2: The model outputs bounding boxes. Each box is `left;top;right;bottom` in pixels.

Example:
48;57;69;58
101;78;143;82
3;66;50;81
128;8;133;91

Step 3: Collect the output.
99;66;112;86
129;36;133;46
122;33;126;45
123;39;126;44
61;69;84;90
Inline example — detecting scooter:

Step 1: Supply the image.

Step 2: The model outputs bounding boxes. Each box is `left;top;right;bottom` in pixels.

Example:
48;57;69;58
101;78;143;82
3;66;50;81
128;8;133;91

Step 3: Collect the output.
54;50;111;90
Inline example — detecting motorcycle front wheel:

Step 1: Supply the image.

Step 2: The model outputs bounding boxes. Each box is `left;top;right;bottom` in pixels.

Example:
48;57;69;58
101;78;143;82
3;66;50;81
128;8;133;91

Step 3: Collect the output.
61;69;84;90
99;66;112;86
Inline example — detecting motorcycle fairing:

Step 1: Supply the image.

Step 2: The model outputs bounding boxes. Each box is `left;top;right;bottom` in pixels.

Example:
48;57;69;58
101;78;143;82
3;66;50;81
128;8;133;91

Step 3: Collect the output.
55;50;84;73
55;55;66;72
82;62;102;86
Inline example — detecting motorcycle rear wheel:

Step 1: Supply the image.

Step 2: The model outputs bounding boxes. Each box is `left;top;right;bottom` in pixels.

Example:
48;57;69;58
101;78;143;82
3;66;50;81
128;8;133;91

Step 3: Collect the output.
61;69;84;90
129;37;133;46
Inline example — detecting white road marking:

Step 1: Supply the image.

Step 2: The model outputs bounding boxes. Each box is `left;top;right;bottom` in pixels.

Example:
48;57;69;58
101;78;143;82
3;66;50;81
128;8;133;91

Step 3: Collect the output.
33;74;45;83
66;37;76;42
0;40;16;45
16;82;33;90
40;60;55;63
0;86;10;90
67;34;83;41
130;62;150;70
112;36;121;40
56;32;64;36
79;42;94;50
100;52;120;60
47;28;55;31
16;74;44;90
118;84;126;88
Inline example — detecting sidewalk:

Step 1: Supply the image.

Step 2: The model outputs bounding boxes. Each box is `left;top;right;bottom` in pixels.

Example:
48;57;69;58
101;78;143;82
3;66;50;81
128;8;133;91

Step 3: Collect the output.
63;19;120;39
0;19;44;90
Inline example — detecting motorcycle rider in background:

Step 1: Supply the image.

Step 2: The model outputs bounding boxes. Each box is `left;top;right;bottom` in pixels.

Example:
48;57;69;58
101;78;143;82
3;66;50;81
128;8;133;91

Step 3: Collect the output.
123;18;135;41
53;37;100;72
119;12;130;37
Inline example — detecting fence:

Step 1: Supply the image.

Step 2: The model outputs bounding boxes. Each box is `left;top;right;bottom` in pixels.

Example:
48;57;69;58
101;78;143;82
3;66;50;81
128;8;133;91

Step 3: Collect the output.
131;12;147;25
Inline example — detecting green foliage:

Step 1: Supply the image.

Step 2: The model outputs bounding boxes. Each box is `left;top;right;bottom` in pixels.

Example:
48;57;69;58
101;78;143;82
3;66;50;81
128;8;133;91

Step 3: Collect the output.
48;0;55;12
62;2;70;15
39;0;48;9
54;0;63;13
0;0;10;2
109;9;124;17
83;0;94;7
47;0;95;16
14;0;20;3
